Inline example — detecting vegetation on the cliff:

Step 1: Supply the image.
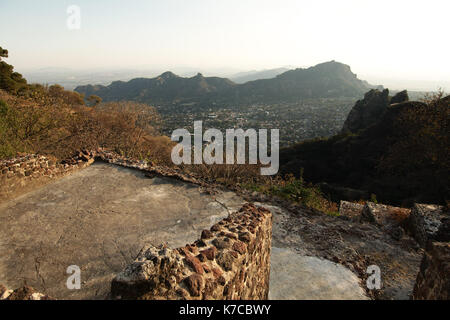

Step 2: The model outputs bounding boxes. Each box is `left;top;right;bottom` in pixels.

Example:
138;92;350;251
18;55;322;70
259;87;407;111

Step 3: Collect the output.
280;90;449;205
0;47;173;163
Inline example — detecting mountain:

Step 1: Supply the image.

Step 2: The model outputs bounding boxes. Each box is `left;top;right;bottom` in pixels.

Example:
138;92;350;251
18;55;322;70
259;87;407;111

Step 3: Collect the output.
279;90;450;205
75;61;381;105
230;61;382;103
230;68;290;84
75;72;236;104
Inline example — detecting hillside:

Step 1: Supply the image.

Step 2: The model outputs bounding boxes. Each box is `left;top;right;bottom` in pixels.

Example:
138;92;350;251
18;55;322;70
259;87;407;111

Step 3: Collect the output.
279;89;450;205
75;61;381;106
76;72;236;105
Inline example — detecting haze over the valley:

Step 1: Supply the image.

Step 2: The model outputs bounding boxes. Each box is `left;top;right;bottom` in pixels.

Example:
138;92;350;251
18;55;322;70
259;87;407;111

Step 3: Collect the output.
1;0;449;91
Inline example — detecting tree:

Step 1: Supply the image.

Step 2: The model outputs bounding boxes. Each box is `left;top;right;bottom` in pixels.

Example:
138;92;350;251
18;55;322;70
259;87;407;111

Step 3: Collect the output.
87;95;102;108
0;46;27;93
0;47;8;61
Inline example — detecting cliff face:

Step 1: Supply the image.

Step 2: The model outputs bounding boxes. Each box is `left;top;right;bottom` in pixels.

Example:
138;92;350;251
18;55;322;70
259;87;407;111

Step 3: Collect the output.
341;89;390;134
341;89;409;134
280;91;449;205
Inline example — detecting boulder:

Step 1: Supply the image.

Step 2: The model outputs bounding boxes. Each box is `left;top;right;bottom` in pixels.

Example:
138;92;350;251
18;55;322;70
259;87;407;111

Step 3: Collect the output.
338;201;364;219
361;202;411;226
390;90;409;104
409;203;447;247
0;284;12;299
413;241;450;300
360;202;411;240
341;89;390;134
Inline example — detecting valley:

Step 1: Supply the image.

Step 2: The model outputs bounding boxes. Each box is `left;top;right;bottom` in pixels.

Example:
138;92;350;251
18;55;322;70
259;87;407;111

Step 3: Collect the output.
158;97;357;146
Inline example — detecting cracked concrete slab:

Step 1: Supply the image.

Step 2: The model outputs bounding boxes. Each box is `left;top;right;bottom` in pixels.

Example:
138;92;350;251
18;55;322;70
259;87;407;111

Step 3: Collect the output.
269;247;369;300
258;203;369;300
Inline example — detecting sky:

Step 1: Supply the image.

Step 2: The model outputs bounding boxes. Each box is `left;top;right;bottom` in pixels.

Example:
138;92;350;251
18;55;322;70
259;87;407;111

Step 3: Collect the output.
0;0;449;90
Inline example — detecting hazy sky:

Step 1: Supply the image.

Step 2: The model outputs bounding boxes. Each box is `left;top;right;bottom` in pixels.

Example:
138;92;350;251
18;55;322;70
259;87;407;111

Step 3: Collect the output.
1;0;449;90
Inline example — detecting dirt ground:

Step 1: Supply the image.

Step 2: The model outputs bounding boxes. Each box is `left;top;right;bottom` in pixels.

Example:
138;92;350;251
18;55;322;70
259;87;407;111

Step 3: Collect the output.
260;201;423;300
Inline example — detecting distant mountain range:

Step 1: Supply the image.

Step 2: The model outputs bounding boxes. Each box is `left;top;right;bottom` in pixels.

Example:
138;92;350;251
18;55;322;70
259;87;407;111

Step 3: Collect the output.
75;61;382;106
230;67;291;84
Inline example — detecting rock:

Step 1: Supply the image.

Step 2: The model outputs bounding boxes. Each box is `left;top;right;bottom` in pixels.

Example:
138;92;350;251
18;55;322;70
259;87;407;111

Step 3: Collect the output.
111;244;184;299
413;242;450;300
238;232;251;243
390;90;409;104
435;217;450;243
341;89;390;134
390;226;404;241
339;201;364;219
1;285;53;300
0;284;12;300
184;254;204;275
361;202;411;227
200;247;217;260
184;274;204;297
212;238;231;249
232;241;247;255
216;252;236;271
212;267;223;279
201;229;213;239
409;203;446;247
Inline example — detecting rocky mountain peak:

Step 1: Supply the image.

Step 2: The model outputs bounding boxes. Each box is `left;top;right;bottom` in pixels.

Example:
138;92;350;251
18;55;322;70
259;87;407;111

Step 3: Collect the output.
341;89;390;134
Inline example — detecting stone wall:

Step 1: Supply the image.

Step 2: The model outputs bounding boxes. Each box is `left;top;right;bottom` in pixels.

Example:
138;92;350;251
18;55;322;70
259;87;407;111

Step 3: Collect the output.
111;203;273;300
0;152;94;203
413;241;450;300
0;148;211;204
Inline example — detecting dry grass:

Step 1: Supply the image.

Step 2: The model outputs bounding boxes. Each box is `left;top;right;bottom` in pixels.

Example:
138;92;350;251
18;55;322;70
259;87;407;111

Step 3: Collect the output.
0;89;174;162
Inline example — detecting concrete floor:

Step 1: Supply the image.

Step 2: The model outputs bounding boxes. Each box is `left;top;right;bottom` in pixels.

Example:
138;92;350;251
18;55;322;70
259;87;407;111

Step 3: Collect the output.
0;162;243;299
269;247;368;300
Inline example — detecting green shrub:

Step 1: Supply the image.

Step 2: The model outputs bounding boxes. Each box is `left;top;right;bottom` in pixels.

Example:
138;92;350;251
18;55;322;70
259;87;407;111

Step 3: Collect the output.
242;172;338;215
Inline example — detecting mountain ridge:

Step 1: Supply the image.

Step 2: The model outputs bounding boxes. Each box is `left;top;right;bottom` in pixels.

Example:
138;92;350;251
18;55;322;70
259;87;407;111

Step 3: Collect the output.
75;61;382;105
230;67;291;84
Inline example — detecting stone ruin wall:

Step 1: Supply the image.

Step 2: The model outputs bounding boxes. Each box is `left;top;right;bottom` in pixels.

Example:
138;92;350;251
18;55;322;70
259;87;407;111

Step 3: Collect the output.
410;204;450;300
111;203;273;300
0;148;211;204
0;152;94;203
